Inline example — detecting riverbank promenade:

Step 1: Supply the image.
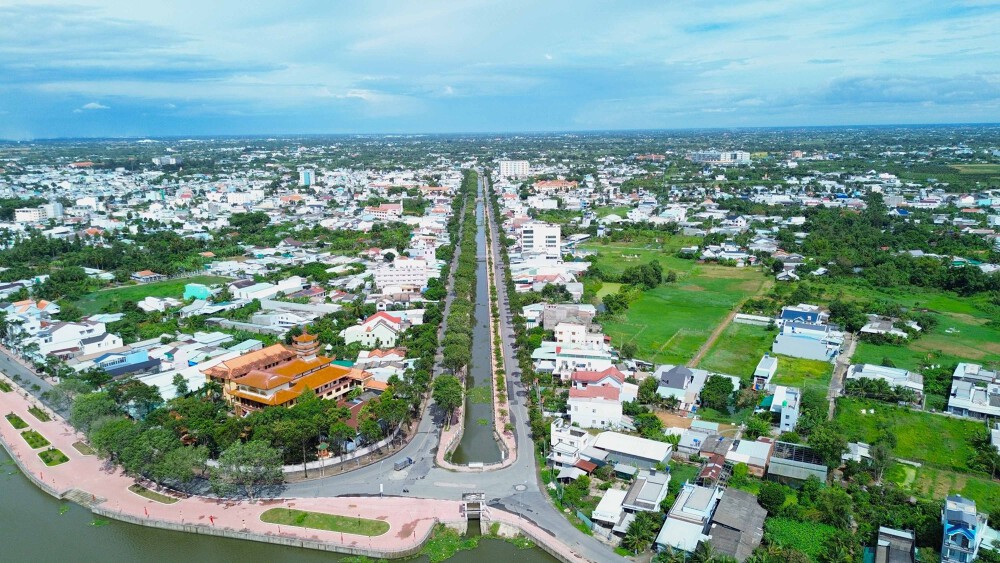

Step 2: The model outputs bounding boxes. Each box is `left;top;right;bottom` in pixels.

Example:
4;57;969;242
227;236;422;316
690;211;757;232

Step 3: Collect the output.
0;379;460;559
0;375;589;561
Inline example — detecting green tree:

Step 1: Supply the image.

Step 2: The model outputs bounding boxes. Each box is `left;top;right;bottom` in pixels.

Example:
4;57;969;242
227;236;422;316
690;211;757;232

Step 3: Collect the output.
432;375;464;423
700;375;735;411
328;421;355;458
807;422;848;469
70;392;120;432
757;481;786;513
172;373;189;396
211;440;284;499
818;486;854;530
638;376;660;404
743;414;772;440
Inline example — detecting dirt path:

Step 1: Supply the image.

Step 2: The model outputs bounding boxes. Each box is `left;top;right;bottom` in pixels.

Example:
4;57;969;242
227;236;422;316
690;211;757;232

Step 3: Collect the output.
687;305;740;368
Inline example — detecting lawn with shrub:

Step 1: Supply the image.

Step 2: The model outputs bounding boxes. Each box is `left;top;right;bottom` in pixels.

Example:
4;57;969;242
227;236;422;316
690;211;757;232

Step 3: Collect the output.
28;406;51;422
20;430;50;449
5;413;28;429
38;448;69;466
260;508;389;536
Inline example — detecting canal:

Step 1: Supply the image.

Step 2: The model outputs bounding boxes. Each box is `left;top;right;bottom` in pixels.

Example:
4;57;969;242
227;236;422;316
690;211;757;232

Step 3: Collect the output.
450;178;503;465
0;446;555;562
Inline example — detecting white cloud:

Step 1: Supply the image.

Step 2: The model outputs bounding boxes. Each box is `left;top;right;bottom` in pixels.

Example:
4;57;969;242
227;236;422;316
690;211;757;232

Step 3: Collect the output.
80;101;109;110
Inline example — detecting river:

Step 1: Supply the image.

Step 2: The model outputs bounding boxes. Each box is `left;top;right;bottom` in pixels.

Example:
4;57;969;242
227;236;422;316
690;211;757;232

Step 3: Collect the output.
450;180;503;465
0;446;555;562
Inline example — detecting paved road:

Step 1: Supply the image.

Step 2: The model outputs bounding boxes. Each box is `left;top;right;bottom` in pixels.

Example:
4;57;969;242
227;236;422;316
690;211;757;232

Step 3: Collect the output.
0;345;53;394
286;172;620;562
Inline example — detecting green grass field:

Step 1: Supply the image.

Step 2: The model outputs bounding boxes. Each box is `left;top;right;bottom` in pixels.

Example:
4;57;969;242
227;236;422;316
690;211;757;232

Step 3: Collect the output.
889;462;1000;515
764;518;839;559
592;206;632;218
594;282;622;299
260;508;389;536
770;355;834;410
818;279;1000;372
834;397;983;472
75;275;231;314
698;323;775;377
602;268;765;365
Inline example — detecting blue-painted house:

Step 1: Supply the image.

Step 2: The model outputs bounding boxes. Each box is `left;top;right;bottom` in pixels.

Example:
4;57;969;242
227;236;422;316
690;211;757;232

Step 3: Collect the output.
92;349;161;378
941;495;986;563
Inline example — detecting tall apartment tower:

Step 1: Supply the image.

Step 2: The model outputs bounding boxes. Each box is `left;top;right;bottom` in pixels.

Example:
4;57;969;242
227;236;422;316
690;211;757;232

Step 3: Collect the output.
498;160;529;179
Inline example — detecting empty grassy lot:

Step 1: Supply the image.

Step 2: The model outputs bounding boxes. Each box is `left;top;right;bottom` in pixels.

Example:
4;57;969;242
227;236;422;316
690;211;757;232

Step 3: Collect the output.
888;462;1000;515
834;397;982;472
75;275;231;314
601;267;766;365
697;323;775;377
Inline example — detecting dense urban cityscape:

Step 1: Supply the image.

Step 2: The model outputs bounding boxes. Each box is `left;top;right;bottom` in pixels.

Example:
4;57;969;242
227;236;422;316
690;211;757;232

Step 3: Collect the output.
2;1;1000;563
0;128;998;563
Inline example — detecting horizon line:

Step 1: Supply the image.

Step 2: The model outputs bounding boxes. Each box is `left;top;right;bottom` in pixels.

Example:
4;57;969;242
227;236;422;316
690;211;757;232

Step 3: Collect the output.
3;121;1000;143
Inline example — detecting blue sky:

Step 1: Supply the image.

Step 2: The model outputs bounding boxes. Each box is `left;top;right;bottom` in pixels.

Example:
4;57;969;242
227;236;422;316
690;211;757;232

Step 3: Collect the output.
1;0;998;138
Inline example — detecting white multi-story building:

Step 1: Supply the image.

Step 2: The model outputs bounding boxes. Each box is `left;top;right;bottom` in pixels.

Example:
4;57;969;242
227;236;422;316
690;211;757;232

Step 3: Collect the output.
520;222;561;255
948;363;1000;419
498;160;530;179
372;257;431;293
299;168;314;187
568;385;623;429
14;207;46;223
554;322;605;348
549;418;597;468
689;150;751;166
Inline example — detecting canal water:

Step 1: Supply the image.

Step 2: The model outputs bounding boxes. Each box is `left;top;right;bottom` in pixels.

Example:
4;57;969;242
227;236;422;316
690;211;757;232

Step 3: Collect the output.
451;181;503;465
0;447;555;562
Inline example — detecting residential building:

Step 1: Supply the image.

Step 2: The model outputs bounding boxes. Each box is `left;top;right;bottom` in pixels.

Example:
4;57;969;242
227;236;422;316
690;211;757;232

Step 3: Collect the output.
772;321;843;361
947;363;1000;419
724;439;774;478
372;256;432;293
767;441;828;484
654;484;723;553
548;418;596;469
847;364;924;397
340;311;408;348
655;365;741;413
707;489;767;562
941;495;986;563
498;160;529;179
591;489;630;536
520;222;561;255
866;527;916;563
752;355;777;391
567;385;623;429
689;150;751;166
623;468;671;513
763;385;801;433
591;431;672;470
131;270;166;283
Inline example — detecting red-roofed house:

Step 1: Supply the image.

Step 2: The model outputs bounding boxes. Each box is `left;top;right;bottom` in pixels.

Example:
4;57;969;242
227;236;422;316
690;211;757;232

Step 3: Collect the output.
568;384;624;429
571;366;625;388
340;311;405;348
